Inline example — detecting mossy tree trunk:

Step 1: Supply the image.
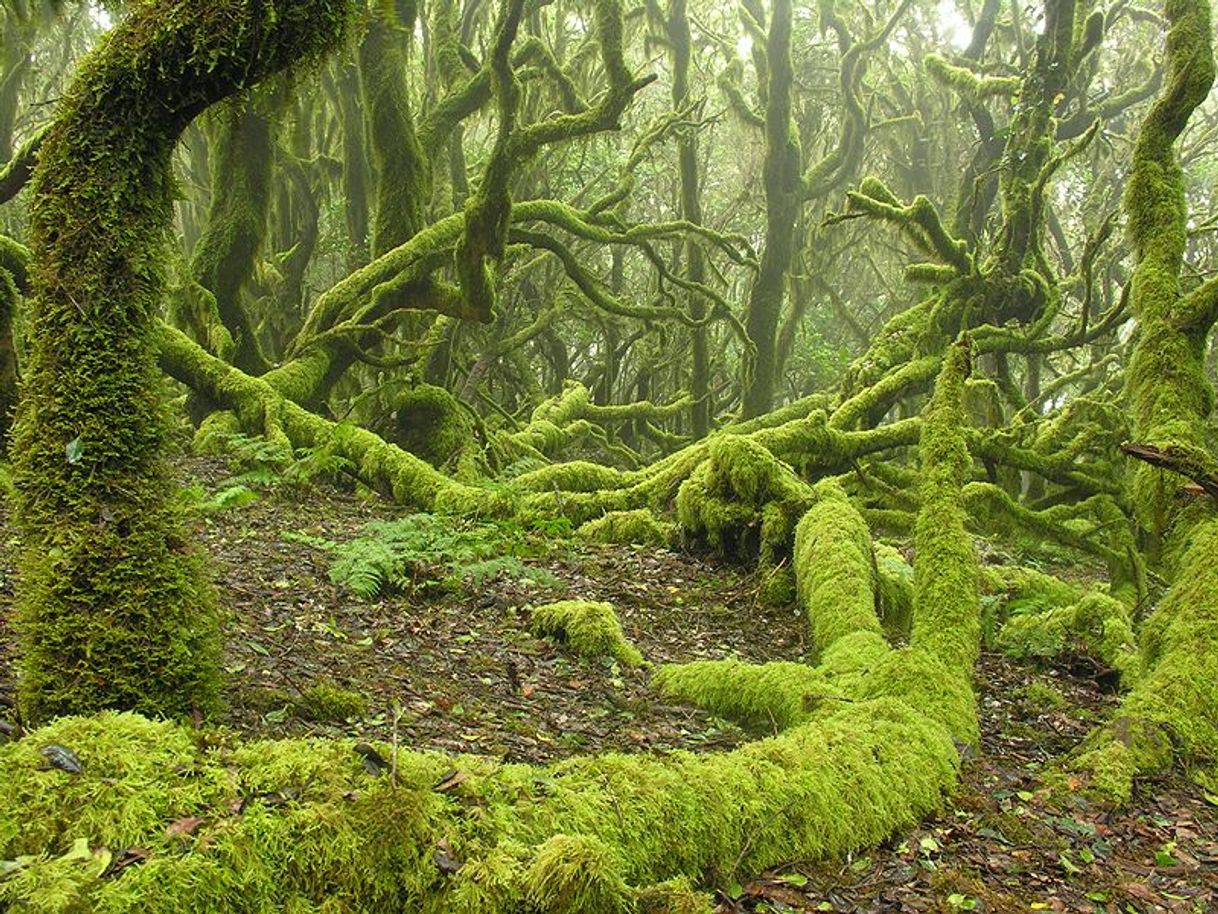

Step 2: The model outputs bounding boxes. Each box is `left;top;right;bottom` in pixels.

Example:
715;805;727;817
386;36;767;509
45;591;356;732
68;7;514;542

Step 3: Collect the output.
11;0;355;725
189;97;276;375
1074;0;1218;799
358;4;430;258
666;0;711;438
740;0;799;420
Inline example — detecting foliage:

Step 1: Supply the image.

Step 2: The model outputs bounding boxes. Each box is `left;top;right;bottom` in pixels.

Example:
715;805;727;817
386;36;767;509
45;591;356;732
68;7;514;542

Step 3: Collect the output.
289;513;559;600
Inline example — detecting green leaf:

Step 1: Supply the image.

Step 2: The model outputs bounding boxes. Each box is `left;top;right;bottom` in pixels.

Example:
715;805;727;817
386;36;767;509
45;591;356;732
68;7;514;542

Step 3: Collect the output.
65;437;83;465
778;872;808;887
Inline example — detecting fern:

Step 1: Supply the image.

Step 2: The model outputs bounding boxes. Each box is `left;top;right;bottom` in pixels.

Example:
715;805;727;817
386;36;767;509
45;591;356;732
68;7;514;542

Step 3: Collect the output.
458;556;563;590
295;514;564;600
329;538;403;599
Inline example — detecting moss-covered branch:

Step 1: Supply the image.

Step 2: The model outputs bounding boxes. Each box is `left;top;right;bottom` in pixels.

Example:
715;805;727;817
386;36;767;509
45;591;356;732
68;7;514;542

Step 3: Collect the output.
0;121;44;203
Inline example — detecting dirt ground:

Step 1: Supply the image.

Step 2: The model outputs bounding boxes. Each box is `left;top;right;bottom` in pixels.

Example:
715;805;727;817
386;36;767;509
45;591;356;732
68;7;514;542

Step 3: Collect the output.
0;460;1214;913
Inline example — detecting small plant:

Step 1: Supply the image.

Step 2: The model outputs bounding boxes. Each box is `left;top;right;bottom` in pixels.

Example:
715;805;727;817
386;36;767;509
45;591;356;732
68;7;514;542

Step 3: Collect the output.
289;514;564;600
193;430;353;512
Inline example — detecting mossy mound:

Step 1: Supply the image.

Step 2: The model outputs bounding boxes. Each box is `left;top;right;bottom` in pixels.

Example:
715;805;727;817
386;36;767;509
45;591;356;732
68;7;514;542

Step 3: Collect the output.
997;591;1138;684
530;600;644;667
576;510;676;547
299;681;370;722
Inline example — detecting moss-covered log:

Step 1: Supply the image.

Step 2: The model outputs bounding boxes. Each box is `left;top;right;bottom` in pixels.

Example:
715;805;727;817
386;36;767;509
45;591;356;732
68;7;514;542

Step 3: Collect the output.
0;344;991;910
11;0;356;724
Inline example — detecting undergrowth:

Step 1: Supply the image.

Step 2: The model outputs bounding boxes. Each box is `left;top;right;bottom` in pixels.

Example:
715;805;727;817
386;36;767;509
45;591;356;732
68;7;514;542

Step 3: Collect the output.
286;514;564;599
180;431;354;514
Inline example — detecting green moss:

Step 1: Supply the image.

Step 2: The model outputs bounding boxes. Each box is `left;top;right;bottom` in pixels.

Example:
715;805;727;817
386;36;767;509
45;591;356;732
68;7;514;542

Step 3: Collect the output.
910;340;979;673
998;591;1138;684
531;600;644;667
525;834;631;914
1;696;960;912
357;11;430;257
12;0;356;724
675;436;813;561
299;681;369;722
873;542;914;639
576;510;676;547
517;461;626;494
389;384;472;470
188;99;274;375
1073;518;1218;799
859;646;978;746
1122;0;1217;547
794;480;883;653
635;877;714;914
654;660;840;731
1021;680;1067;712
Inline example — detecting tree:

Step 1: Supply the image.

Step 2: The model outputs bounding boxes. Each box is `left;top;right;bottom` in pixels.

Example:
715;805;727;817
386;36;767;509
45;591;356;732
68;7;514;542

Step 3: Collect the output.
2;0;1218;909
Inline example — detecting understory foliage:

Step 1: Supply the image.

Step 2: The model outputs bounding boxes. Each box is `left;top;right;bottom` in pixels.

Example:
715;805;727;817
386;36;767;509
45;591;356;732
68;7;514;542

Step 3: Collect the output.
2;0;1218;907
288;514;560;599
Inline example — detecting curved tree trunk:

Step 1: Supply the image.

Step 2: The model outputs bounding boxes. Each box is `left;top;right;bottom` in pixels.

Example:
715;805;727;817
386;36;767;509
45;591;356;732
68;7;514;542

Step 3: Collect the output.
11;0;355;724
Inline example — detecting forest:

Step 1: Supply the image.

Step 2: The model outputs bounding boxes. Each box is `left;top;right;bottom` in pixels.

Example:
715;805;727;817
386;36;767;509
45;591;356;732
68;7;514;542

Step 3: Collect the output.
0;0;1216;910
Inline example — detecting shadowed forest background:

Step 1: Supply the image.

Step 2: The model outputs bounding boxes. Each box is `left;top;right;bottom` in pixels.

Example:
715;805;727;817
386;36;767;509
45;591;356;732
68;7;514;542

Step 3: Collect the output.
0;0;1216;910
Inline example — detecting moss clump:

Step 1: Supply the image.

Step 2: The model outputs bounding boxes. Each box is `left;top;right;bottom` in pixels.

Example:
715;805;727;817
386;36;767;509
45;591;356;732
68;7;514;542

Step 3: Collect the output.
1021;680;1068;712
300;681;370;721
676;435;813;562
576;510;676;547
531;600;644;667
525;834;632;914
635;877;714;913
654;660;839;732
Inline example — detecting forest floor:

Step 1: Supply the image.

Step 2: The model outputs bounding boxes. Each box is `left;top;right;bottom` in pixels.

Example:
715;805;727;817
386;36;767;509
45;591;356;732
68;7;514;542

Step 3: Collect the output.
0;458;1215;913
